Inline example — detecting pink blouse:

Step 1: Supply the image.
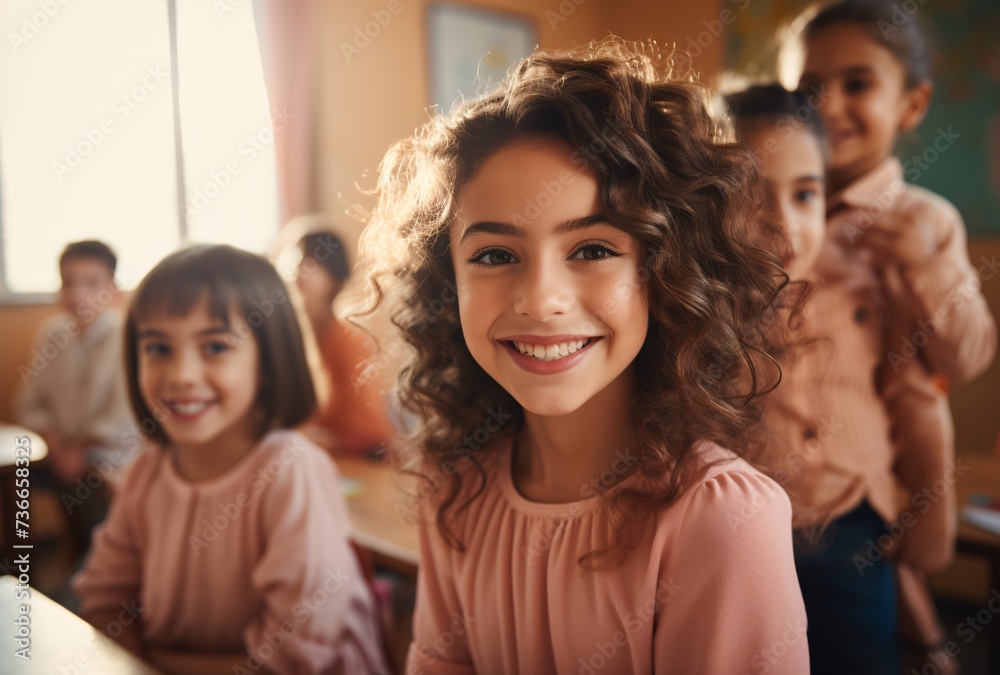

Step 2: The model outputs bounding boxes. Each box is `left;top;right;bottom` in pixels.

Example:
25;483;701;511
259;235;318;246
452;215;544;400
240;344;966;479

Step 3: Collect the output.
73;429;389;674
407;437;809;674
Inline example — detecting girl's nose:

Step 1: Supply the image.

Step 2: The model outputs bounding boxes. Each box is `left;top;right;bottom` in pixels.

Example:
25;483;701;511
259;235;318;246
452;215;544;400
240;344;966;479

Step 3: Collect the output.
512;260;573;321
166;348;201;386
821;86;846;122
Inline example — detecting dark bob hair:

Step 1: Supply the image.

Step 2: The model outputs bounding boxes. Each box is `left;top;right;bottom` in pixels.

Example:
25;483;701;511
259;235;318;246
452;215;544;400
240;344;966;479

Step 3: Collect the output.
124;244;317;444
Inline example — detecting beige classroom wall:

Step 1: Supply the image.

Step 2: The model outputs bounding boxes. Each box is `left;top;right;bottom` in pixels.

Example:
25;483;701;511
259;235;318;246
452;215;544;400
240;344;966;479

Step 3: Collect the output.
0;303;59;424
314;0;727;238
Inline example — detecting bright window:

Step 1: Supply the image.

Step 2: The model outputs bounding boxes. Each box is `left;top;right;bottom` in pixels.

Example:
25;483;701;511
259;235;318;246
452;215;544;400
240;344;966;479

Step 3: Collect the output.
0;0;278;295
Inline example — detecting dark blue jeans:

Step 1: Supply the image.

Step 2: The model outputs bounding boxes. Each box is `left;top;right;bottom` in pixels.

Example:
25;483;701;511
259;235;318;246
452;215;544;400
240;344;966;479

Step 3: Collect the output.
795;500;899;675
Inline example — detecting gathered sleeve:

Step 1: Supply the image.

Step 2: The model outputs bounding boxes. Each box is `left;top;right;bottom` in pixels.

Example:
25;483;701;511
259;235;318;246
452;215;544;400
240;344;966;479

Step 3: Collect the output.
405;503;475;675
654;471;809;674
243;446;389;674
893;200;997;383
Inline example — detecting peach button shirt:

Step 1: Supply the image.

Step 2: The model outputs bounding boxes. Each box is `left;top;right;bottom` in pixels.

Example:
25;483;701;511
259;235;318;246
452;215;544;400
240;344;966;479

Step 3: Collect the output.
407;438;809;675
765;158;996;529
73;430;389;674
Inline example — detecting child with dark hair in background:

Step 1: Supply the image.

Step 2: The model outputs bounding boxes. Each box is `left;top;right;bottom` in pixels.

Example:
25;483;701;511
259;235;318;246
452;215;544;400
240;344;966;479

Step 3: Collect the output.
729;81;923;674
294;229;398;457
762;0;997;670
18;240;135;559
73;244;388;675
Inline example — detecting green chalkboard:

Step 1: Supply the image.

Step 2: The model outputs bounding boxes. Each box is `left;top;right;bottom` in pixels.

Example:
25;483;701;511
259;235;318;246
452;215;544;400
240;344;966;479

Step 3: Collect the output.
725;0;1000;236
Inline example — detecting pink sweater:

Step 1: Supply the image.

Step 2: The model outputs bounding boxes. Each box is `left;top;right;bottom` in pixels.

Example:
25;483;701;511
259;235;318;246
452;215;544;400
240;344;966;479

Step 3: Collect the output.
407;438;809;674
73;430;389;674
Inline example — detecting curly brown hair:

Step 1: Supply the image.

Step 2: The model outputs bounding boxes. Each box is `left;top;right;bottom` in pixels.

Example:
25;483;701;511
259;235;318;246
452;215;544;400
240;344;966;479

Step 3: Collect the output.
359;39;788;568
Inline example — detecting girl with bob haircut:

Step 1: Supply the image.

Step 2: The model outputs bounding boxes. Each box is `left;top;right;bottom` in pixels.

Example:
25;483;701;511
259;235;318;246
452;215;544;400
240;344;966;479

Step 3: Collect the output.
784;0;996;671
360;39;809;673
74;245;389;674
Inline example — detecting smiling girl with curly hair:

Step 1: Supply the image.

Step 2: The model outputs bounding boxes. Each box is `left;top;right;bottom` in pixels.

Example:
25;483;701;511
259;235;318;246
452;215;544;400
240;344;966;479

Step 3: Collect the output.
360;39;808;674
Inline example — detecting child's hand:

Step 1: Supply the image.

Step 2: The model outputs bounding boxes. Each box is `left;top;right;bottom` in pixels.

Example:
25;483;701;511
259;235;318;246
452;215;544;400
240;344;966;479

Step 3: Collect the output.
855;210;944;270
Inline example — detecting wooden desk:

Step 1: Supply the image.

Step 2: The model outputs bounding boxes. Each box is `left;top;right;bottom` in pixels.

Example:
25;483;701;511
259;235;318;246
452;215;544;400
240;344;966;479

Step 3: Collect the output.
954;453;1000;675
338;458;420;577
955;453;1000;577
0;575;160;674
0;426;48;562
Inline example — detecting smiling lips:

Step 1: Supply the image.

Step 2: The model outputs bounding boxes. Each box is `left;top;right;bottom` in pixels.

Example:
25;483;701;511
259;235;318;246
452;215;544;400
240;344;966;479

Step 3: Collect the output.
512;338;591;361
827;127;856;147
499;335;601;374
162;398;215;420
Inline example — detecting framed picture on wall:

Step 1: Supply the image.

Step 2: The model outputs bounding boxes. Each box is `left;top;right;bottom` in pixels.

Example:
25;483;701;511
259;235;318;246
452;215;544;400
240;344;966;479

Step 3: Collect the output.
427;4;537;114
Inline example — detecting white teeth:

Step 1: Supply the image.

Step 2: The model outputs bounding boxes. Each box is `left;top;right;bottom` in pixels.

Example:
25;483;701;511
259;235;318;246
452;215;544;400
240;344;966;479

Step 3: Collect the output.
167;400;210;415
513;339;591;361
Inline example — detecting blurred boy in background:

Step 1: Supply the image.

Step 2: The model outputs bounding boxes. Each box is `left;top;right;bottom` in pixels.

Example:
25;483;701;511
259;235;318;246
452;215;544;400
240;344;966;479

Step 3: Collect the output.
18;240;135;557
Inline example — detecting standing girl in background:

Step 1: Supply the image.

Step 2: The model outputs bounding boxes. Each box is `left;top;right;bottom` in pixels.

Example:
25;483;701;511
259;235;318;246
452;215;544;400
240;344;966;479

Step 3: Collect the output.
785;0;995;670
73;245;389;675
729;82;914;673
361;40;808;674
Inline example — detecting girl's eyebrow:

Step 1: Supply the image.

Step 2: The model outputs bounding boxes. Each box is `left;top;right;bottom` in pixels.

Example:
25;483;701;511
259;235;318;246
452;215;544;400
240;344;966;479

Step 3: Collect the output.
137;326;232;339
137;329;168;339
839;65;876;78
459;214;610;243
794;175;825;184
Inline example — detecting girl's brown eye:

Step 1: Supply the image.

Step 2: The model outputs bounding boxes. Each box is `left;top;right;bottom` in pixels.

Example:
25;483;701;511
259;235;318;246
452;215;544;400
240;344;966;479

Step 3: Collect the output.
570;245;620;261
468;248;517;267
844;79;871;94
